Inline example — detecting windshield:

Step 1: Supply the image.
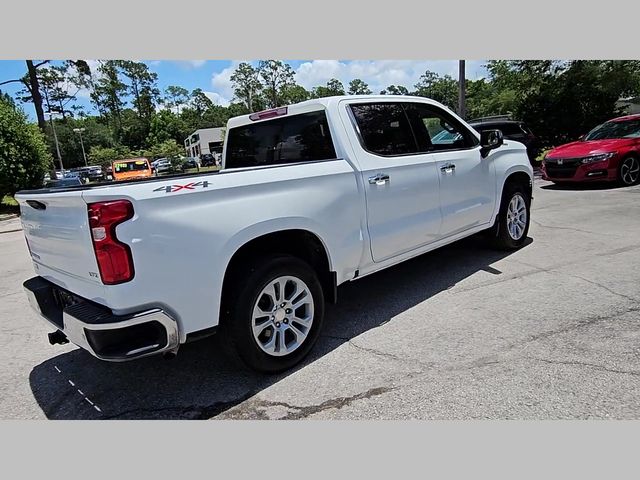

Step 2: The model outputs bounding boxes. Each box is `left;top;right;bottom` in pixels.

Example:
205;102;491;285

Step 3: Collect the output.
113;160;149;173
584;119;640;141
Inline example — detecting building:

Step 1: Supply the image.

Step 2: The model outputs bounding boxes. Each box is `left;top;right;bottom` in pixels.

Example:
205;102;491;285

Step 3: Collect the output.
184;127;225;158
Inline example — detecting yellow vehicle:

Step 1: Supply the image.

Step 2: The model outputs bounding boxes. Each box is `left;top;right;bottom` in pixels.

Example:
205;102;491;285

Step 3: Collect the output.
111;158;152;182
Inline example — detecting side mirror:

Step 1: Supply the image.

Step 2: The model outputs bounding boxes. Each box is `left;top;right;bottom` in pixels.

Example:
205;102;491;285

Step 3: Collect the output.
480;129;504;157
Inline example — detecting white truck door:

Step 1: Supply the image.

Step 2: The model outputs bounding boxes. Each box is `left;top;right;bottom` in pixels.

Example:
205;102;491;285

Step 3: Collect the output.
342;101;443;263
404;102;497;237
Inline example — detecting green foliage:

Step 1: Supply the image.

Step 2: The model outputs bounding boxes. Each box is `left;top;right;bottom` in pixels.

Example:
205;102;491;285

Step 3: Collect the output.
0;97;53;198
142;140;184;160
146;110;187;146
380;85;410;95
280;84;310;104
230;63;263;112
258;60;296;108
414;71;458;109
348;79;372;95
163;85;190;114
311;78;345;98
88;145;136;170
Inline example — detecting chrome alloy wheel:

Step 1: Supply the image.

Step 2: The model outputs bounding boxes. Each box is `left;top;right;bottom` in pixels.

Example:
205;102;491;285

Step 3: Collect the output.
506;193;527;240
621;157;640;185
251;275;314;357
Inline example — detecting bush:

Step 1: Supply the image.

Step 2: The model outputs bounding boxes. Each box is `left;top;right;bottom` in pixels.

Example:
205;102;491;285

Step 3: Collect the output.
0;97;53;198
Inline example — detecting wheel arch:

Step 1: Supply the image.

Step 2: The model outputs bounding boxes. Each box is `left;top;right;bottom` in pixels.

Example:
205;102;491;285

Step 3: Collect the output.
219;227;337;328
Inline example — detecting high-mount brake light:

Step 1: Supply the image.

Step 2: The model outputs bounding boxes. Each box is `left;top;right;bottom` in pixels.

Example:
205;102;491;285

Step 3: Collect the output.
87;200;135;285
249;107;288;121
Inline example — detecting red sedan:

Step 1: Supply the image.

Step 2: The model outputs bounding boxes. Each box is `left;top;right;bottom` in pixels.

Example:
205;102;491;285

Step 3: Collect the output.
542;114;640;186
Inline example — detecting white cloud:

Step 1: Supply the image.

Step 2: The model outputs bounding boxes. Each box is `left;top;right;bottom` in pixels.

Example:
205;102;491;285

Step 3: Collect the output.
203;90;230;107
174;60;206;69
294;60;487;94
210;60;242;103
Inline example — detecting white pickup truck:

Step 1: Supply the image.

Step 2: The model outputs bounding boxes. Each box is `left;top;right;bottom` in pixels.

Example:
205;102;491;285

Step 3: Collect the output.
17;95;533;373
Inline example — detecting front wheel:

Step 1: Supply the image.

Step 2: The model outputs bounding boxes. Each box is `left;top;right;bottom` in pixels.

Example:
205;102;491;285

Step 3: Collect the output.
224;255;325;373
489;183;531;250
618;156;640;186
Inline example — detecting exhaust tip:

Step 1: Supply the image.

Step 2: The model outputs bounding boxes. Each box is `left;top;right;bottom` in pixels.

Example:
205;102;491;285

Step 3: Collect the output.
48;330;69;346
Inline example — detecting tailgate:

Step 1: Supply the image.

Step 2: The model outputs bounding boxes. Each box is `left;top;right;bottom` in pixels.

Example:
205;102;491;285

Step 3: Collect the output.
16;190;101;284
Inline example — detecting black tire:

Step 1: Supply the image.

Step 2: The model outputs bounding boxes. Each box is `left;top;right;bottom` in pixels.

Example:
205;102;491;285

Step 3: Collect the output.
488;182;531;250
223;255;325;373
617;156;640;187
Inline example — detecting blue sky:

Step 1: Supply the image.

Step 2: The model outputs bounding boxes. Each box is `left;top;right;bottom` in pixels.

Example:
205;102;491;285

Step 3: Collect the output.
0;60;488;120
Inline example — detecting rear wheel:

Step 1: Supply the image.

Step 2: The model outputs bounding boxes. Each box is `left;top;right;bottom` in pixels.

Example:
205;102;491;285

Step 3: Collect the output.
489;182;531;250
618;156;640;186
223;255;324;373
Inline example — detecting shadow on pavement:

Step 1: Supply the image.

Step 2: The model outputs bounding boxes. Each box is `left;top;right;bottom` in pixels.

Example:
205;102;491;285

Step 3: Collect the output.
29;235;531;419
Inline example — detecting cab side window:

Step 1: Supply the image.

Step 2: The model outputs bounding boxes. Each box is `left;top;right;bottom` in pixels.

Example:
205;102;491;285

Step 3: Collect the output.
349;103;417;156
405;103;479;152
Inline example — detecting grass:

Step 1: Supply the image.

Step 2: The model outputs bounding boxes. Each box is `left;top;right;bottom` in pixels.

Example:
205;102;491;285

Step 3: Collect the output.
1;195;19;216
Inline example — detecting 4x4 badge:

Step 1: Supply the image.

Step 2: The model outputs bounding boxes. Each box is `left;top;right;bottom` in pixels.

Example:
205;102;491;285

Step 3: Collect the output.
154;181;209;193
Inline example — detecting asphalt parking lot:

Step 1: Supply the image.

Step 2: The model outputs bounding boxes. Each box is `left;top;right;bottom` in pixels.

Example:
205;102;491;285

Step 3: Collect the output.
1;176;639;420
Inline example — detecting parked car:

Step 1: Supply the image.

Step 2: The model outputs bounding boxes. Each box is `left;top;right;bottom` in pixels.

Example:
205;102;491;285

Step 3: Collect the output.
153;158;173;175
111;158;152;182
16;95;533;373
180;157;200;171
200;153;216;167
469;116;539;166
43;177;83;188
542;113;640;186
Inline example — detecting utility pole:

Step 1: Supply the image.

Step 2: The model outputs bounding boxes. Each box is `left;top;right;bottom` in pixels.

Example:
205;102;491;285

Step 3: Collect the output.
458;60;466;120
74;128;88;166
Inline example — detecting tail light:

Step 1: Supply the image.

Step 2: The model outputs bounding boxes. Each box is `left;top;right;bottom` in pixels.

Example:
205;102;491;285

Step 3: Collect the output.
87;200;134;285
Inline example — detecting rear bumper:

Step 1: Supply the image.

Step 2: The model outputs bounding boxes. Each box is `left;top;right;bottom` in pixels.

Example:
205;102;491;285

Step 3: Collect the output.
23;276;179;362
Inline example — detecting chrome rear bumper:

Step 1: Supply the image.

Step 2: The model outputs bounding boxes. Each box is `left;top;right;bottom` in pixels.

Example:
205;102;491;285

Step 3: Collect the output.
23;276;179;362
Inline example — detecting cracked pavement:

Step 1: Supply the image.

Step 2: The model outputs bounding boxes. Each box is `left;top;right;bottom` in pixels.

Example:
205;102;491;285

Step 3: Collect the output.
1;178;640;419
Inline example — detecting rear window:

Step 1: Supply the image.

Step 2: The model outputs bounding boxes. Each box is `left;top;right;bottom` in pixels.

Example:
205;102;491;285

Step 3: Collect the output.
225;110;337;168
113;160;149;173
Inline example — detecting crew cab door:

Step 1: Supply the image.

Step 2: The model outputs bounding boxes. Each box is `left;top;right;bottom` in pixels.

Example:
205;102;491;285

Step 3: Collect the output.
404;103;497;237
341;101;442;262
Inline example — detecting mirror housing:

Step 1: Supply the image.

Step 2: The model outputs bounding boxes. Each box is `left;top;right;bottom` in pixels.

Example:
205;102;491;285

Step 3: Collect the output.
480;129;504;158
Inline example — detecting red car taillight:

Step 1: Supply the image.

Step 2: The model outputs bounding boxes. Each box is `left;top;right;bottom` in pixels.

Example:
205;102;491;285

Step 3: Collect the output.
87;200;134;285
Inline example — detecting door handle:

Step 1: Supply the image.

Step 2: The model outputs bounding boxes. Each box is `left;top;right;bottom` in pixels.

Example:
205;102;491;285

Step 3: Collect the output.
440;163;456;173
368;173;390;185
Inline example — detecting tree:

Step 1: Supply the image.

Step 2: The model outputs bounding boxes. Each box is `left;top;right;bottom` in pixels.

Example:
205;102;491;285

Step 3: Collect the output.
143;139;184;160
380;85;410;95
0;96;52;198
230;62;263;112
348;79;372;95
90;60;128;125
258;60;296;108
117;61;160;119
280;84;310;104
163;85;190;114
146;110;187;146
190;88;214;116
0;60;54;131
414;71;458;109
88;145;135;171
311;78;345;98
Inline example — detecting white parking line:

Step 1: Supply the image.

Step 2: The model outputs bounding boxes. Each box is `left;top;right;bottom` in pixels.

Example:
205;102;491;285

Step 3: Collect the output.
54;365;103;416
